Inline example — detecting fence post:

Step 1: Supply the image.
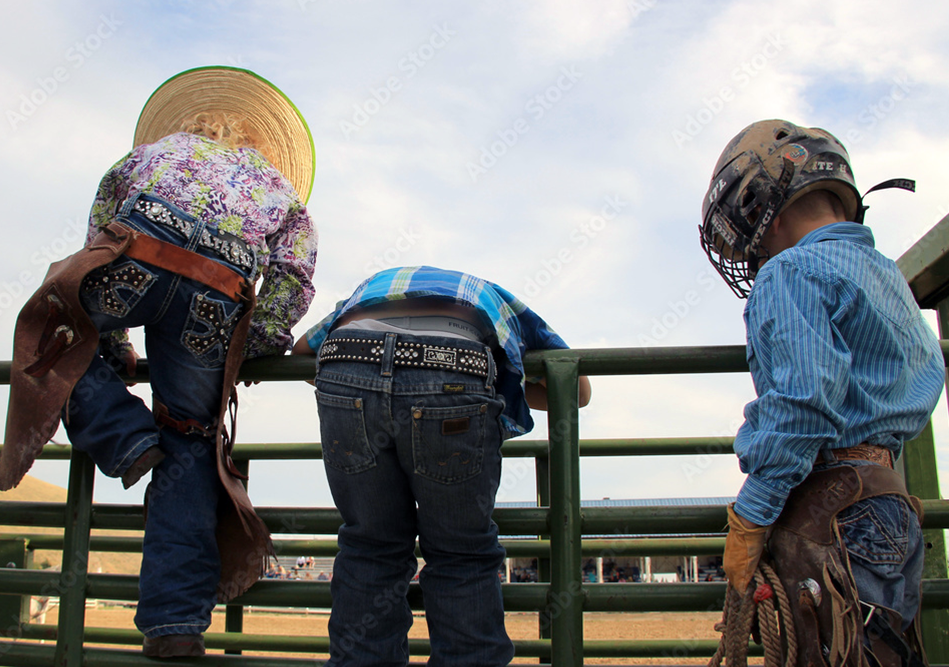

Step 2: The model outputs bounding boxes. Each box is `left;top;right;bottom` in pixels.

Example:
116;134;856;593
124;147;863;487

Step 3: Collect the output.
0;538;31;633
53;450;96;666
545;358;583;667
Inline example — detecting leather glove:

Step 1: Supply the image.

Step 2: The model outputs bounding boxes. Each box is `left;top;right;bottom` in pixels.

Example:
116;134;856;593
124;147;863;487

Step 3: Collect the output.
723;503;768;594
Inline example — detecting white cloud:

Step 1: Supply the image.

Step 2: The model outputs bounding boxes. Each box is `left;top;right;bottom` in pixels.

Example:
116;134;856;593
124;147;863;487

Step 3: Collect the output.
499;0;634;63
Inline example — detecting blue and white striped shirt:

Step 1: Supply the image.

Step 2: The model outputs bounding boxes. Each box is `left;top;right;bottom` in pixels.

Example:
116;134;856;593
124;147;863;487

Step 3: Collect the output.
304;266;570;438
734;222;945;525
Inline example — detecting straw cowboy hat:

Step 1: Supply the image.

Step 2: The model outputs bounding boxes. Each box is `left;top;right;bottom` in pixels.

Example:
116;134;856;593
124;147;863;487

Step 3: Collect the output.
133;66;315;201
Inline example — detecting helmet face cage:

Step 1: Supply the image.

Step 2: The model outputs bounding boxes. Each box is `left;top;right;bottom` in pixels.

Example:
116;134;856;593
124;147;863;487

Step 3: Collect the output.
700;156;778;298
699;219;757;298
699;120;860;299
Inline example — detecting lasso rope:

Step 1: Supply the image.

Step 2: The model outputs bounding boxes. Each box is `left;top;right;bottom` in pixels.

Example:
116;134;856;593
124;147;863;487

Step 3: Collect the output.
709;561;798;667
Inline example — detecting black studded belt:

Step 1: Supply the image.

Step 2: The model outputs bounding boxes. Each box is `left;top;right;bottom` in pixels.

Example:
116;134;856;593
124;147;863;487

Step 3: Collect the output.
132;198;256;273
319;337;491;379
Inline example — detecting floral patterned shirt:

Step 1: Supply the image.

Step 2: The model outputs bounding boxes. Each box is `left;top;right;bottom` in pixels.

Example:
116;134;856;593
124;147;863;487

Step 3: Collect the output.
87;132;318;358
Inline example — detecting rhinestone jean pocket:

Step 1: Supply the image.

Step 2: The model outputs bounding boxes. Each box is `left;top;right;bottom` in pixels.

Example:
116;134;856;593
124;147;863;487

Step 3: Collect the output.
181;292;244;368
80;260;157;318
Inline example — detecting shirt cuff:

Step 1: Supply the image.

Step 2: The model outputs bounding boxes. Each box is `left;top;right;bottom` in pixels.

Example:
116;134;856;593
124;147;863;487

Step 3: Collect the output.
734;474;791;526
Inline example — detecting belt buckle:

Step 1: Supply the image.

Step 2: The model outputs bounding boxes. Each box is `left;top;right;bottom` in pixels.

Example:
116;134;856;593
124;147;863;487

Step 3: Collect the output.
423;346;457;368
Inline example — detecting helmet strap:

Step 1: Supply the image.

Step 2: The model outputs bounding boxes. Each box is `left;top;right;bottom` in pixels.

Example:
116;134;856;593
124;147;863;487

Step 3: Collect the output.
855;178;915;224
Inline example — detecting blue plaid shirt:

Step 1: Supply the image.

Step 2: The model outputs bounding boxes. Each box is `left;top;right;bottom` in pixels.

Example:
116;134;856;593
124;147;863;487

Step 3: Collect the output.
304;266;570;438
734;222;945;525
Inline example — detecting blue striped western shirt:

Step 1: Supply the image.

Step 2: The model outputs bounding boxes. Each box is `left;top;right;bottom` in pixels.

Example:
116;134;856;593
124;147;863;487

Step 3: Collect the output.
304;266;570;438
734;222;945;525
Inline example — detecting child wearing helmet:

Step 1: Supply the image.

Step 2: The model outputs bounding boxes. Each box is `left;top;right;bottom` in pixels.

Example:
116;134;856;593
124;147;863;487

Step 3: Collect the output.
700;119;943;667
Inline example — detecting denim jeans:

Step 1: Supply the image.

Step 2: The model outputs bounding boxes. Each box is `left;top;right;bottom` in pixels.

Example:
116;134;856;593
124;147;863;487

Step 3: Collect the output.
315;329;514;667
818;460;924;631
63;193;250;638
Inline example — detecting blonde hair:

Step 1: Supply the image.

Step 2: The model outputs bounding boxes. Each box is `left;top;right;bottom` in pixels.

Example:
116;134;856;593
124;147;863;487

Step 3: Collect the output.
179;112;273;159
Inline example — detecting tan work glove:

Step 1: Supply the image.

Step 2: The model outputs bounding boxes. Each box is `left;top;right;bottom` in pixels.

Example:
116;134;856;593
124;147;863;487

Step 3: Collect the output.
723;503;769;594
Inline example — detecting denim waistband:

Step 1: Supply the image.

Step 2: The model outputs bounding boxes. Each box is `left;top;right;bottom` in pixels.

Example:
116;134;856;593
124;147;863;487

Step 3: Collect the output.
125;194;256;275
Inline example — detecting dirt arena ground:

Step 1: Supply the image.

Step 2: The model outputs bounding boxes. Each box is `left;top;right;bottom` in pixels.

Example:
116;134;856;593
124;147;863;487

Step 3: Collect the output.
66;606;726;664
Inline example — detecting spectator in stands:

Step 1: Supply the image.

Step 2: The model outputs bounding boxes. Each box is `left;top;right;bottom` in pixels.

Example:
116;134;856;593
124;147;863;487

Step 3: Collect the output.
293;265;591;667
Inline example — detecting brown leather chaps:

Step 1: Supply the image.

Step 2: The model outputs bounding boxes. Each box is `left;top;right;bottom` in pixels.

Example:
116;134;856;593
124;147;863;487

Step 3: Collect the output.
2;221;271;602
768;465;926;667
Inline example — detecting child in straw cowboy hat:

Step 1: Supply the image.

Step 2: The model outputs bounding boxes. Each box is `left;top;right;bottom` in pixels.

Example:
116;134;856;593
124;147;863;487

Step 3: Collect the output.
2;66;317;657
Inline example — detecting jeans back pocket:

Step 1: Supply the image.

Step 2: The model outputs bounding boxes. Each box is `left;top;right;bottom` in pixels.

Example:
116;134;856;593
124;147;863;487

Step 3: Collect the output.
412;400;496;484
837;495;912;567
316;389;376;474
80;259;157;318
181;292;243;368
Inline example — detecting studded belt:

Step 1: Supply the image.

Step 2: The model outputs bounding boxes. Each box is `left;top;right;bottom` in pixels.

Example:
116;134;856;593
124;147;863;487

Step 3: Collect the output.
132;198;256;273
318;336;491;379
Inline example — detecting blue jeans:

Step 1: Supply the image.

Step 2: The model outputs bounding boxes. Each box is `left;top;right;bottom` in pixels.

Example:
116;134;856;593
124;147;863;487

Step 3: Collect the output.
819;461;924;631
63;193;251;638
315;330;514;667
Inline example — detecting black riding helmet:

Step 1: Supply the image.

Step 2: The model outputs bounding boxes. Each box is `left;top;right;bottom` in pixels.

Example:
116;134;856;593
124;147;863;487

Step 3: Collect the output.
699;119;913;298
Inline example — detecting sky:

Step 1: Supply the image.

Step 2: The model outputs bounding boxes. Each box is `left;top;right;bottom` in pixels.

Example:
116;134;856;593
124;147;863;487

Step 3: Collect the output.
2;0;949;510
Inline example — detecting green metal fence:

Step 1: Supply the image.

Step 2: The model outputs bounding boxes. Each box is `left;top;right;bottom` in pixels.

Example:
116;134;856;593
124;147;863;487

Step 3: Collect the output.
0;216;947;665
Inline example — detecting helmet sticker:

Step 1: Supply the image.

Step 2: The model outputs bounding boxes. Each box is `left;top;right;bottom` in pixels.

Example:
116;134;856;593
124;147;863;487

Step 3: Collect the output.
783;144;808;164
804;154;851;177
749;204;776;251
707;177;728;206
711;210;738;249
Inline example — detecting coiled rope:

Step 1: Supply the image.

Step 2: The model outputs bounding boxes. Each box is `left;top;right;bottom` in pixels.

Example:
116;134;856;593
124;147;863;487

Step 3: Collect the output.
709;561;798;667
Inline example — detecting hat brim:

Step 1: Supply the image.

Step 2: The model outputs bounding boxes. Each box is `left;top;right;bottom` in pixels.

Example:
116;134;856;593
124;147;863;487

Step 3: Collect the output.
134;66;314;202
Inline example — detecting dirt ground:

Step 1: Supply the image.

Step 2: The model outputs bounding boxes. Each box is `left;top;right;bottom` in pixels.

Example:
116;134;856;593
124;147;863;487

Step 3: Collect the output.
62;606;726;664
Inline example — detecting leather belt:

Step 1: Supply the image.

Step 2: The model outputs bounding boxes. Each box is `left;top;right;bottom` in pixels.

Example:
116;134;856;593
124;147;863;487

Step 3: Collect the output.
132;198;256;273
818;443;894;469
319;336;491;379
122;228;250;302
